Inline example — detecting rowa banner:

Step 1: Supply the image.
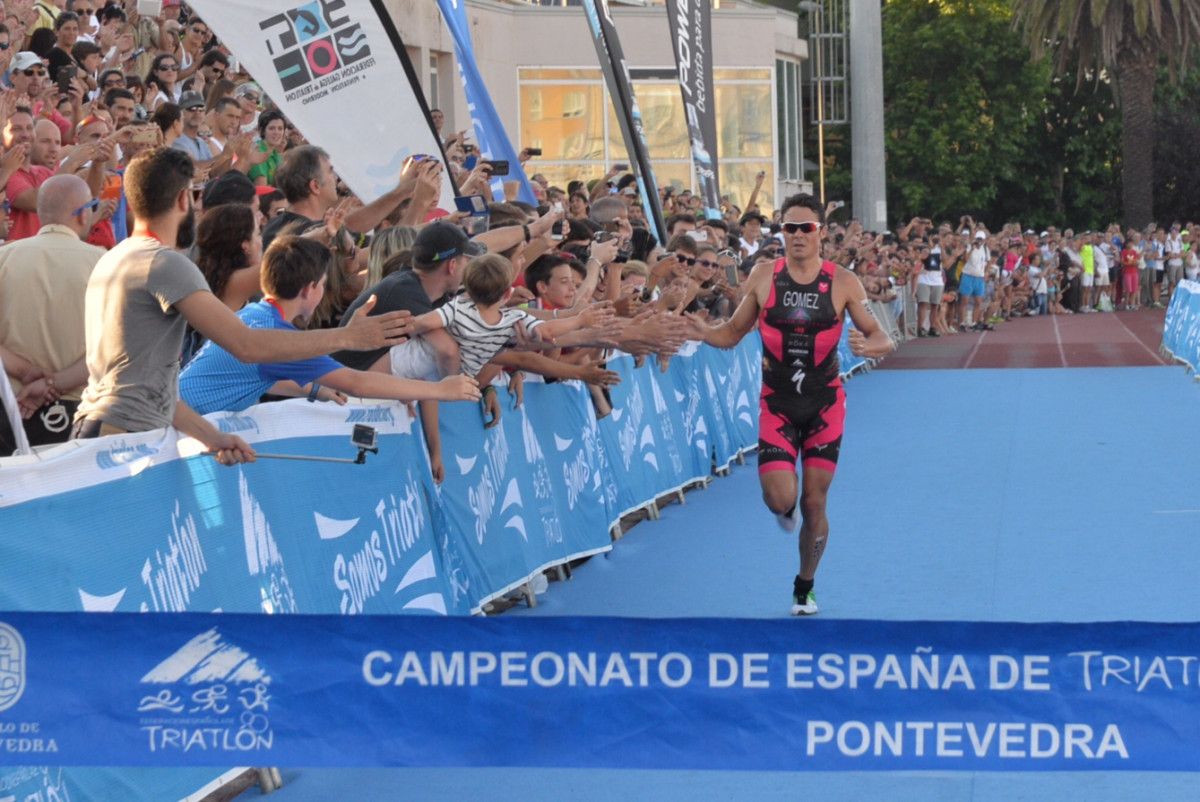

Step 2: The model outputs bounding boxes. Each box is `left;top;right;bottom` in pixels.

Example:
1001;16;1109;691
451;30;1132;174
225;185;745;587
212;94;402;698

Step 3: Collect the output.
580;0;667;243
187;0;455;208
1162;279;1200;372
665;0;721;220
1;613;1198;769
435;0;537;205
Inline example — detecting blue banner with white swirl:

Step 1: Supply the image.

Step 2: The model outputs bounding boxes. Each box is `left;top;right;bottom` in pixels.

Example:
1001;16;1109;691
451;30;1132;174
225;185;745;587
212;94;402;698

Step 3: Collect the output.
3;612;1200;770
1162;279;1200;372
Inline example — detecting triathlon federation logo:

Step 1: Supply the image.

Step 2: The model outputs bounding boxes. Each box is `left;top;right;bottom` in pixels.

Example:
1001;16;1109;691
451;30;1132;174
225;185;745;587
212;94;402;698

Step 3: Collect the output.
0;621;25;713
260;0;372;96
137;628;274;754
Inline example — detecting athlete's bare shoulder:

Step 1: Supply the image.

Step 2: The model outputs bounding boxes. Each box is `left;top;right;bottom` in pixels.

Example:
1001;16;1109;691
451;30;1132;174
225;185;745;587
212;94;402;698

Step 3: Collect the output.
830;263;868;310
745;258;778;304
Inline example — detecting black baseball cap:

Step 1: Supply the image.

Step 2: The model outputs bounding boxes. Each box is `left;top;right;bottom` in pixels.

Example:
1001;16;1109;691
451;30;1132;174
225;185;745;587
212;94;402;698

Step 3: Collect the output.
202;171;257;208
412;221;486;264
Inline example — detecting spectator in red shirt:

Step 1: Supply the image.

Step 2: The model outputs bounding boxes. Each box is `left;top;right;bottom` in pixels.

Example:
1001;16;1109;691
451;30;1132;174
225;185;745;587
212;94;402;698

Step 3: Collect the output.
4;108;55;241
1120;233;1141;311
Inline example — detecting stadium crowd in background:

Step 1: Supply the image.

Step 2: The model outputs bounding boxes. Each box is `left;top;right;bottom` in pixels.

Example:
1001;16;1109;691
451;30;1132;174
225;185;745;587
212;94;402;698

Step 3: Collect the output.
0;0;1188;459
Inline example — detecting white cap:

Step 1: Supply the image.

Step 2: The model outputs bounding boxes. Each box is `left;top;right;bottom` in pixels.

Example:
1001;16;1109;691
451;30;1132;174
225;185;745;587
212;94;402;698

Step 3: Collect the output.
9;52;42;75
974;231;986;240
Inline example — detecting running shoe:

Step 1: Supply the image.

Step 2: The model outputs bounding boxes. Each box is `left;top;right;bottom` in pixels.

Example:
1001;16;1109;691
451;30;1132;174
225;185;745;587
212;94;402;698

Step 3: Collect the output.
927;329;940;337
775;507;799;534
791;580;819;616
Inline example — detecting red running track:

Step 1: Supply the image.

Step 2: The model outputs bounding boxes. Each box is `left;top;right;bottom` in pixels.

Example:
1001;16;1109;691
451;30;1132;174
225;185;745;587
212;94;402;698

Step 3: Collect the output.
878;308;1169;370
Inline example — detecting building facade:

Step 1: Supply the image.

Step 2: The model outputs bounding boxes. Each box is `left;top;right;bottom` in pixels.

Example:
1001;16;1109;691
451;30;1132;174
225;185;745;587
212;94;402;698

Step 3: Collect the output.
387;0;808;212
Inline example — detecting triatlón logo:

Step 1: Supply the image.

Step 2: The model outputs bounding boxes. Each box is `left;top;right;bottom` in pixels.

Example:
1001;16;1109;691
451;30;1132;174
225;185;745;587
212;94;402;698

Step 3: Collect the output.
260;0;371;94
137;628;275;754
0;621;26;713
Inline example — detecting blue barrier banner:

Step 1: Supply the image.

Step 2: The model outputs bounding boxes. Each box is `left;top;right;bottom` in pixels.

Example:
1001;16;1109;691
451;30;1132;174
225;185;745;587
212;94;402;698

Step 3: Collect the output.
0;340;762;618
435;0;537;205
437;381;612;611
1;612;1198;770
0;766;246;801
1162;279;1200;372
837;318;869;378
0;400;457;617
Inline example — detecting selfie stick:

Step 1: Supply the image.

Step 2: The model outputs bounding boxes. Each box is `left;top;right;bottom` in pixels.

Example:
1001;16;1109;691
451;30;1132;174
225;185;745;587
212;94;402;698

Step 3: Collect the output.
206;449;374;465
206;425;380;465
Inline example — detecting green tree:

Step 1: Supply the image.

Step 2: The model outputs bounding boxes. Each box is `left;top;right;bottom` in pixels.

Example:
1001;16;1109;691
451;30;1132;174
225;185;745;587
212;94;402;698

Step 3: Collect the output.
1012;0;1200;228
881;0;1047;224
994;72;1122;229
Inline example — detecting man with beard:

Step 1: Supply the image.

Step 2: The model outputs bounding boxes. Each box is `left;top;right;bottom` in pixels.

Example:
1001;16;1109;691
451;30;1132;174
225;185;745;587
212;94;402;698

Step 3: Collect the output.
73;148;415;465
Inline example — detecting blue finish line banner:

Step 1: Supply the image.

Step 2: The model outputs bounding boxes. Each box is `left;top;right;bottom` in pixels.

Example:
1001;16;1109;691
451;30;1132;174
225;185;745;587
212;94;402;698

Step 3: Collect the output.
2;612;1198;770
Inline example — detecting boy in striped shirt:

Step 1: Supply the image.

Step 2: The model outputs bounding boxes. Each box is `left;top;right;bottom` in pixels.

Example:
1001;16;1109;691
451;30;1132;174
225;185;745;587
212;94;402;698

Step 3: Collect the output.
409;253;614;380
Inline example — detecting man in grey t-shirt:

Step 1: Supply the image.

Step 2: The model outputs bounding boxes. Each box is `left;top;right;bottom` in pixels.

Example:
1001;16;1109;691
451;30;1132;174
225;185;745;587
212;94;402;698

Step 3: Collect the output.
78;239;209;432
74;148;413;464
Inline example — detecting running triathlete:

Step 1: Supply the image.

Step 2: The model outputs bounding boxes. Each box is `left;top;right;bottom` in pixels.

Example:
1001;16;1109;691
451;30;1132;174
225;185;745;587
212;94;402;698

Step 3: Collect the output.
687;194;894;615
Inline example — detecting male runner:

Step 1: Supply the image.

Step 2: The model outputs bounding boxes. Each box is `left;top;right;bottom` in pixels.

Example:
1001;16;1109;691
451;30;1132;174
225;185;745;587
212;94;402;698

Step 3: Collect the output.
687;194;894;615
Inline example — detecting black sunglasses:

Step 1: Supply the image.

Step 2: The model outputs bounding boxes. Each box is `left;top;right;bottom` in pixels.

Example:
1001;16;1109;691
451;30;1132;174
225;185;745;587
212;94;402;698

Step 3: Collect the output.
782;221;823;235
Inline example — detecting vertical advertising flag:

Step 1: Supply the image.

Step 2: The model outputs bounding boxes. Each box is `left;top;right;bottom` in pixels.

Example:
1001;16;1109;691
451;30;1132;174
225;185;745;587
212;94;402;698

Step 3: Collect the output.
187;0;455;209
436;0;537;205
666;0;721;220
580;0;667;243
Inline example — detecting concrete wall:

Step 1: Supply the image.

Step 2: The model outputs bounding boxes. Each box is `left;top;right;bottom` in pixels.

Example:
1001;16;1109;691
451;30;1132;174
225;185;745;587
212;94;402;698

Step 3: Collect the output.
384;0;806;138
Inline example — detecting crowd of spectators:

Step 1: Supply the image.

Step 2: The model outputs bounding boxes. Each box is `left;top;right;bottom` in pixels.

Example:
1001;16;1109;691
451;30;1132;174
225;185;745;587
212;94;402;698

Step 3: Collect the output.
820;216;1197;338
2;1;1191;462
0;0;782;462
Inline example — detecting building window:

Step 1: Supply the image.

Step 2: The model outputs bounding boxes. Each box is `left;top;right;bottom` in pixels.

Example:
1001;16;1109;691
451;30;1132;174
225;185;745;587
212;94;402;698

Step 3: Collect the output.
519;66;776;213
776;58;803;182
429;53;439;110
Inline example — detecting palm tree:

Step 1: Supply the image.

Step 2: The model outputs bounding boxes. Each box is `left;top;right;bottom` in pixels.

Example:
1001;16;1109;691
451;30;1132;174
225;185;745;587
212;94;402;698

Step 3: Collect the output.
1012;0;1200;227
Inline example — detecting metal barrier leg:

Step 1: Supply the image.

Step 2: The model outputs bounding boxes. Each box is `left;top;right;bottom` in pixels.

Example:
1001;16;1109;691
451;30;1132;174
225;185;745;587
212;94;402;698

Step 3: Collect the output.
256;768;277;794
269;768;283;790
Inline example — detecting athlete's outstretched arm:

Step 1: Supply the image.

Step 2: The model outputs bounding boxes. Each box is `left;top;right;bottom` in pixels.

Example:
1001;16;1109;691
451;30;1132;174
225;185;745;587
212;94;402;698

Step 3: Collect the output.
686;261;770;348
837;268;896;359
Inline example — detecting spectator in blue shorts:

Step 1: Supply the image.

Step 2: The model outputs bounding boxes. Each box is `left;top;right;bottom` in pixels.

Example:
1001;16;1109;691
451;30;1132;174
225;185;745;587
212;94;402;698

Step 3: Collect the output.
180;236;481;415
958;230;991;331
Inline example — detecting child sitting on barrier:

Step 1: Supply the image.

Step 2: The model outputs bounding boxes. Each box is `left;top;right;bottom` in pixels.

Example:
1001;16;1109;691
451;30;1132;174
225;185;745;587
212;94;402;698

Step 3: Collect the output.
179;236;482;415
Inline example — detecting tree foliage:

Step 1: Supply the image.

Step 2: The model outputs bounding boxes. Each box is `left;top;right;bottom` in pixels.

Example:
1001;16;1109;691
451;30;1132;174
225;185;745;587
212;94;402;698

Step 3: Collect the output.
821;0;1121;229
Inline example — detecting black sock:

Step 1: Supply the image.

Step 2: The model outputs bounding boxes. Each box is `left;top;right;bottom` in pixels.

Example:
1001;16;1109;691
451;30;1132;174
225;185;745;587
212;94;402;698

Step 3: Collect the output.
794;576;814;596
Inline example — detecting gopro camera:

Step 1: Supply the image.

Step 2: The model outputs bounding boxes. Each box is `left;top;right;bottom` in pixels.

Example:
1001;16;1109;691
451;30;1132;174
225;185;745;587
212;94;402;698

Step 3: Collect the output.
351;424;377;450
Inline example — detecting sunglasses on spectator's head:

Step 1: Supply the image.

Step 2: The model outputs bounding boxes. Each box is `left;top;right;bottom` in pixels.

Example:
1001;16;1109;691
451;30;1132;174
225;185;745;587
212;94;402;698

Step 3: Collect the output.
782;221;823;235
